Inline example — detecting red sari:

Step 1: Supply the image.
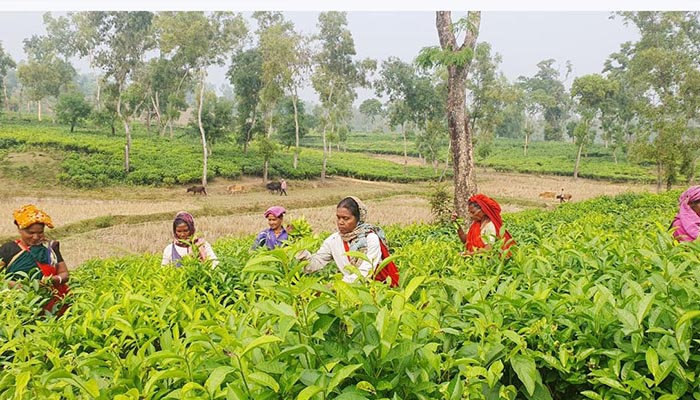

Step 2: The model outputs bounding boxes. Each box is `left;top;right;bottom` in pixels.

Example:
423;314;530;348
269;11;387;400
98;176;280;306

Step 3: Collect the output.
466;194;515;253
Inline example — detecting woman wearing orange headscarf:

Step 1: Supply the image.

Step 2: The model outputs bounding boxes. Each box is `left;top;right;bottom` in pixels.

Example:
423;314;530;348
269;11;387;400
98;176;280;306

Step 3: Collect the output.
0;204;70;314
452;194;514;255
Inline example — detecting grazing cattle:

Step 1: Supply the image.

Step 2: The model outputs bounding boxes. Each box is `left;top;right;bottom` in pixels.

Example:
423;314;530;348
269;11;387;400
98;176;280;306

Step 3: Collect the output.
227;184;245;193
539;191;556;199
556;193;572;203
266;181;282;194
187;185;207;195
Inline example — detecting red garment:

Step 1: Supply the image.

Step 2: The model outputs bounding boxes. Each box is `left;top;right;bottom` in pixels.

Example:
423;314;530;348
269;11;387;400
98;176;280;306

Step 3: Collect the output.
466;194;515;253
342;238;399;287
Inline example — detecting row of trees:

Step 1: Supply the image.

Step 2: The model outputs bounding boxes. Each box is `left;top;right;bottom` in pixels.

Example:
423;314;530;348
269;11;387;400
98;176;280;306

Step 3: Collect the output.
1;11;699;195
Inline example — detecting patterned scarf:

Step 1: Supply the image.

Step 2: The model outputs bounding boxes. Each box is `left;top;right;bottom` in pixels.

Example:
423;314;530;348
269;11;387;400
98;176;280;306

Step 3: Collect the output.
672;186;700;241
339;197;388;267
13;204;54;229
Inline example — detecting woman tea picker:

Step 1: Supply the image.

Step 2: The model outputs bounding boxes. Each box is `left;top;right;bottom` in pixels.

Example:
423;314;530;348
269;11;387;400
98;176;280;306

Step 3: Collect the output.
299;196;399;287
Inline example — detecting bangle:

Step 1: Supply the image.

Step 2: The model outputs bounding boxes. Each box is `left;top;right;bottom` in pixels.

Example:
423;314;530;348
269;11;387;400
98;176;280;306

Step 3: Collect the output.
57;275;62;284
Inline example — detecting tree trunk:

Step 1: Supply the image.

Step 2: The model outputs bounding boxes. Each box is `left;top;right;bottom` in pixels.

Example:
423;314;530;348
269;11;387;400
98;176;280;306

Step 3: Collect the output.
96;79;101;109
197;69;208;187
116;90;131;173
321;85;335;181
263;159;269;182
151;92;164;136
523;127;530;156
402;122;408;174
292;92;300;169
436;11;480;216
321;124;328;182
2;76;8;112
37;100;42;121
573;142;583;179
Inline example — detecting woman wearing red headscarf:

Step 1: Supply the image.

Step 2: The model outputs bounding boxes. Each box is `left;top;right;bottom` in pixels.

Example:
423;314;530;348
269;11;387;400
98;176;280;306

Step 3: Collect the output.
452;194;514;255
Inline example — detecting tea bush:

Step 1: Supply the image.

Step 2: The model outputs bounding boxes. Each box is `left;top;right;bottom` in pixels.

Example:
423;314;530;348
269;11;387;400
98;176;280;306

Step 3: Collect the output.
5;191;700;399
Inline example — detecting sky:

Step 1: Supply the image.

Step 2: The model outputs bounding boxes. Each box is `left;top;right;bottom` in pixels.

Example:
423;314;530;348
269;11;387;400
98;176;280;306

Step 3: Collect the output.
0;10;643;105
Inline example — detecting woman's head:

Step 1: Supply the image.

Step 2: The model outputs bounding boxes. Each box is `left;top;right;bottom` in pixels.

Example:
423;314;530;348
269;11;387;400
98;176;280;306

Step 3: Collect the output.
173;211;196;241
13;204;53;246
681;186;700;217
467;201;487;222
336;196;367;234
264;206;286;231
467;194;502;224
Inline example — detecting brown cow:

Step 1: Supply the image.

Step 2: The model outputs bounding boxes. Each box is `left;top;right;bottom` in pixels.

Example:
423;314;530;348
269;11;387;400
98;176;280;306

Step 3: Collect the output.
538;191;556;199
187;185;207;195
227;184;245;193
556;192;572;203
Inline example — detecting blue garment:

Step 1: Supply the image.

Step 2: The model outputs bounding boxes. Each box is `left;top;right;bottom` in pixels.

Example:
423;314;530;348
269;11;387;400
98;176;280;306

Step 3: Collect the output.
253;228;289;250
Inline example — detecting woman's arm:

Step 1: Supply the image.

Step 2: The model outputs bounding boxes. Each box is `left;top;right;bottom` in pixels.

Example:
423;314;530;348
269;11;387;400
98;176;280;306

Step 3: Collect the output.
203;241;219;268
50;242;69;283
304;236;334;274
53;261;69;284
451;213;467;244
162;244;172;265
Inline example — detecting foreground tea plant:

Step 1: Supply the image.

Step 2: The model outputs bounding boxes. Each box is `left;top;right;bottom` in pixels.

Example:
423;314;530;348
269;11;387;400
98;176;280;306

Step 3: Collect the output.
4;191;700;399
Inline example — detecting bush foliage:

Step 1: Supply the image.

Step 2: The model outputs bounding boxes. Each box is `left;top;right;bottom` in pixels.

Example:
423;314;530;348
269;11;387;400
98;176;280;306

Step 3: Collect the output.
5;191;700;399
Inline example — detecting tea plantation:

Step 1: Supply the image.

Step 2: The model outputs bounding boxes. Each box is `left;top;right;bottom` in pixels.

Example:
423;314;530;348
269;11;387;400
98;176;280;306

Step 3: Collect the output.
3;191;700;399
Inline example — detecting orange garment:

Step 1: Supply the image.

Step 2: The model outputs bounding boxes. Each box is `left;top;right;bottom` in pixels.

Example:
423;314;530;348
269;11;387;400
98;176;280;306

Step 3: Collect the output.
13;204;54;230
466;194;514;253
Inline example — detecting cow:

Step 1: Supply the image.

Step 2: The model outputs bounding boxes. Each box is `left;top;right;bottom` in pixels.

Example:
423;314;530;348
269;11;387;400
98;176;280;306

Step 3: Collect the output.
227;184;245;194
538;191;556;199
556;192;572;203
187;185;207;195
266;181;282;194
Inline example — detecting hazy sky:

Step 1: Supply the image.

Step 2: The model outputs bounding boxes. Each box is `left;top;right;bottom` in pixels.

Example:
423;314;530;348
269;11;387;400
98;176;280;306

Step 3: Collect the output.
0;11;640;104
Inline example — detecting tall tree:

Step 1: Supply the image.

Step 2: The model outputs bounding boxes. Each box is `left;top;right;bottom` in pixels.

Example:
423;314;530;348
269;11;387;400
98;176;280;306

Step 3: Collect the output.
228;48;264;153
417;11;481;216
72;11;155;172
518;59;571;141
618;11;700;190
570;74;617;178
254;12;311;169
358;98;383;128
467;42;504;137
0;42;16;113
17;34;75;121
156;11;248;186
376;57;416;170
312;11;375;181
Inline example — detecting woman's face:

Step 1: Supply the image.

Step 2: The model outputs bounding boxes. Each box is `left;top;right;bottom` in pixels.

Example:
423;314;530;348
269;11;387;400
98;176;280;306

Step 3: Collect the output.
336;206;358;234
690;200;700;217
175;223;192;241
467;203;486;222
267;214;283;231
19;223;45;246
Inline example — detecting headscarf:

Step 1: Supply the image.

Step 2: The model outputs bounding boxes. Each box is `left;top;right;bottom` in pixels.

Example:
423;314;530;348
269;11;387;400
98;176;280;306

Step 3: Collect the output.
466;194;514;252
13;204;54;230
173;211;196;239
672;186;700;242
338;196;388;267
264;206;286;218
171;211;207;261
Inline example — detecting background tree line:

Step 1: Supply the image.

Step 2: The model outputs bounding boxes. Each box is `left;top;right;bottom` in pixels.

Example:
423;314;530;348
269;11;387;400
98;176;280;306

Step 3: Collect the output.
1;11;699;193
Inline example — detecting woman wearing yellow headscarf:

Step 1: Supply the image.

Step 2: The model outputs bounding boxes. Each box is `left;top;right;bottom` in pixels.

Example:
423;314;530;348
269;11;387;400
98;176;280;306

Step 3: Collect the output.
1;204;70;314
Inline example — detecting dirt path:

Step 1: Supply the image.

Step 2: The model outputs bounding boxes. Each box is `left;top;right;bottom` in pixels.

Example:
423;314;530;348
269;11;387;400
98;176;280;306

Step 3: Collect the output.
1;172;657;266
